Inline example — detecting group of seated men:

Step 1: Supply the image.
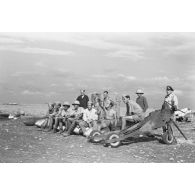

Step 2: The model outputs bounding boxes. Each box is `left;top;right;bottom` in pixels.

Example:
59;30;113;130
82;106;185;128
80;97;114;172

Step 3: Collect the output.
43;89;148;137
44;90;118;137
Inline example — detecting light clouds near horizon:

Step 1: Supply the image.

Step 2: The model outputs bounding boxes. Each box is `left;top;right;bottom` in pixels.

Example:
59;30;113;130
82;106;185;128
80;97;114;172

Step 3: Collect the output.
0;32;195;109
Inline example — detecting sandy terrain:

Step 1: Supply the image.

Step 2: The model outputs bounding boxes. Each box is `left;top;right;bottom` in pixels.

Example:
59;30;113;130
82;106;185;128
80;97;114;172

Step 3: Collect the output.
0;118;195;163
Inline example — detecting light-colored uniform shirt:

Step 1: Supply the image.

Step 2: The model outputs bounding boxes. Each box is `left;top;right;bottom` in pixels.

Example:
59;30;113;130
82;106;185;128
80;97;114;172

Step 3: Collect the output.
83;108;98;122
127;100;143;116
164;93;178;109
136;96;148;112
70;107;84;118
60;108;71;117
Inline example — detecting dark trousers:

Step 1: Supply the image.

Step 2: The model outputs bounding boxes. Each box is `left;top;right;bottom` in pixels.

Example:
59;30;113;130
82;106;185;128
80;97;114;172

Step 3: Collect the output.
48;116;55;130
66;118;82;135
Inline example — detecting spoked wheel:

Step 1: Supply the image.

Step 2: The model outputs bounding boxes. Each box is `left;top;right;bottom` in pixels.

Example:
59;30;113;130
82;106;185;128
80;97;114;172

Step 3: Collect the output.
162;125;177;145
106;133;121;148
88;130;102;143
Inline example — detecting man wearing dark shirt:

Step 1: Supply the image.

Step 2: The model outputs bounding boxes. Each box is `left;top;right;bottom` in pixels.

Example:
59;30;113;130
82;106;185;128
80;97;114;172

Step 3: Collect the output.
135;89;148;112
76;89;89;109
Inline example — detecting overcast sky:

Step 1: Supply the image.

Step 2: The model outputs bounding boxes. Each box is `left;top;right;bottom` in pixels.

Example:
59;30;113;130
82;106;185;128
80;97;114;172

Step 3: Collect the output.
0;32;195;109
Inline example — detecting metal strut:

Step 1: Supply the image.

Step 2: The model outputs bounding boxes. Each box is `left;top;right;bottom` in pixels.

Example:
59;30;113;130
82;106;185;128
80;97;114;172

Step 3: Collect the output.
170;119;188;140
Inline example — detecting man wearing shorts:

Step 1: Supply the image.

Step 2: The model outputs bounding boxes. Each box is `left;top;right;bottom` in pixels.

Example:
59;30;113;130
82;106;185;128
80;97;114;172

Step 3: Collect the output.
96;102;117;131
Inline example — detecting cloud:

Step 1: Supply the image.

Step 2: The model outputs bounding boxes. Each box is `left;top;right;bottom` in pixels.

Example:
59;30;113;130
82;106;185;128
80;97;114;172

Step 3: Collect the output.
106;48;144;60
186;74;195;81
0;37;24;44
1;33;194;108
64;83;74;87
11;71;44;77
91;73;137;81
22;90;42;95
46;91;59;97
71;37;144;60
11;71;32;77
1;33;144;61
91;74;109;79
164;43;195;57
35;61;48;68
174;90;183;96
0;45;74;56
143;76;181;84
50;69;74;78
117;74;137;81
152;76;169;81
188;76;195;80
50;83;58;87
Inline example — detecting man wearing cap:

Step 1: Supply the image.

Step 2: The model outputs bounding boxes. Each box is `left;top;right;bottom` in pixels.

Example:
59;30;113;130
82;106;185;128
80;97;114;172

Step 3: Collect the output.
136;89;148;112
62;100;84;137
76;90;89;109
121;95;144;130
53;101;71;133
163;86;178;112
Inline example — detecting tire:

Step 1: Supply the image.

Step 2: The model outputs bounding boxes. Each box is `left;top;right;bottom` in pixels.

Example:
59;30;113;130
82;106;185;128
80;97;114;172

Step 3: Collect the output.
88;130;102;143
106;133;121;148
162;131;177;145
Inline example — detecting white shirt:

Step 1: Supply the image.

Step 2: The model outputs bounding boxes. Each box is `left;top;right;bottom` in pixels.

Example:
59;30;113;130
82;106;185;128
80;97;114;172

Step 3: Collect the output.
83;108;98;122
70;107;84;118
60;109;71;117
164;92;178;109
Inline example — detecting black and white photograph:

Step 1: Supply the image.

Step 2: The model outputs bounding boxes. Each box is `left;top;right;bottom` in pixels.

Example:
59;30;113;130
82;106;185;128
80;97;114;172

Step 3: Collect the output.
1;1;195;195
0;32;195;163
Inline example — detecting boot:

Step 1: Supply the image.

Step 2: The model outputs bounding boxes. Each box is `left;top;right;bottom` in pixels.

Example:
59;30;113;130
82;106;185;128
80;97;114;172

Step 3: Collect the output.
52;128;58;133
62;132;70;137
59;127;66;134
43;127;53;132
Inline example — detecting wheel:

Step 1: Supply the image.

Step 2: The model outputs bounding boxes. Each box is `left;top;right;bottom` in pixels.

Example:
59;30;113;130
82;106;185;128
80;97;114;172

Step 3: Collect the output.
106;133;121;148
88;130;102;143
162;131;177;145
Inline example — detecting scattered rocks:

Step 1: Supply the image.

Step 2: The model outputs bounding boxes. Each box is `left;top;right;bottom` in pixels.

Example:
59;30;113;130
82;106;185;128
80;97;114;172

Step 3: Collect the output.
4;146;9;150
1;119;195;162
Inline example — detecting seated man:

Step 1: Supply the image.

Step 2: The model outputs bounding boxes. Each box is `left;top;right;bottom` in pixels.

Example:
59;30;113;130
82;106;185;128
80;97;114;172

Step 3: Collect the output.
96;102;117;131
46;102;61;132
46;102;55;116
53;101;71;133
121;95;144;130
62;100;84;137
78;101;98;135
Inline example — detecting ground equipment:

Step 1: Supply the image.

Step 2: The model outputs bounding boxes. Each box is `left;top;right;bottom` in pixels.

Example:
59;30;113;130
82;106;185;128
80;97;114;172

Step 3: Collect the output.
88;108;188;148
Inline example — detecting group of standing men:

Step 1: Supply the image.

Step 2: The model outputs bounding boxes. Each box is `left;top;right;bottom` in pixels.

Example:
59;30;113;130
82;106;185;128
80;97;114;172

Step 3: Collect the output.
44;85;178;137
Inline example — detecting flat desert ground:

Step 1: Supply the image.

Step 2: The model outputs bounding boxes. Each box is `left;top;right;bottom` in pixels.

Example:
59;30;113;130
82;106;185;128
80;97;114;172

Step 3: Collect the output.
0;118;195;163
